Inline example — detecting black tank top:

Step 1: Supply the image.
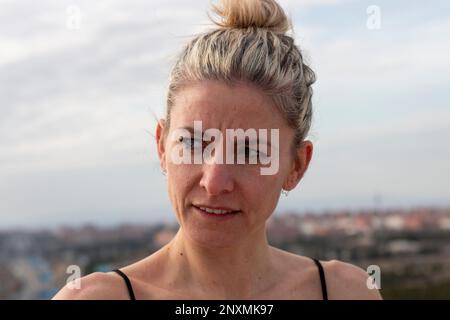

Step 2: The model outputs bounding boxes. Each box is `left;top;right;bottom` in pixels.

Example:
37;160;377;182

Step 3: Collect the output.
112;257;328;300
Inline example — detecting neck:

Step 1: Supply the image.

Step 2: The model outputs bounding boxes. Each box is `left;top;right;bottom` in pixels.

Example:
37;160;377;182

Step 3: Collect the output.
164;226;276;299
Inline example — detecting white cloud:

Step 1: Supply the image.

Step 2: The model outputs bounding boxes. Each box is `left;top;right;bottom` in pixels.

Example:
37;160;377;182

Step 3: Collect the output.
0;0;449;227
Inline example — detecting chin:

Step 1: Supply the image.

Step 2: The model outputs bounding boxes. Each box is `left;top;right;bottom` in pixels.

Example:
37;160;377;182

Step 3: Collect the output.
186;228;242;248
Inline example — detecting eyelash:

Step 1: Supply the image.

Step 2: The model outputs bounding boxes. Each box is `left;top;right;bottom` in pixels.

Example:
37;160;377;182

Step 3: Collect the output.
178;136;203;149
177;136;263;157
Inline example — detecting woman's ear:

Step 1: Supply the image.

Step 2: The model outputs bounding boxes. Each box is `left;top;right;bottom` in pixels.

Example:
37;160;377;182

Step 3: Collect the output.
283;140;313;191
156;119;167;170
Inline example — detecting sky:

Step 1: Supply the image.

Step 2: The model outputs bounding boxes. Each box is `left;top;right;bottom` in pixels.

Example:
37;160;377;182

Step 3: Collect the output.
1;0;449;229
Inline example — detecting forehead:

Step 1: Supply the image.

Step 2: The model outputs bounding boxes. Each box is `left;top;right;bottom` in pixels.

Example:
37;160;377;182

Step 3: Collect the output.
170;80;288;130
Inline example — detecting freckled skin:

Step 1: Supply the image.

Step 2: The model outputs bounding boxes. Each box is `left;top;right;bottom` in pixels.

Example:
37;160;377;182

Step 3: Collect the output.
150;79;316;298
158;80;308;249
52;80;381;300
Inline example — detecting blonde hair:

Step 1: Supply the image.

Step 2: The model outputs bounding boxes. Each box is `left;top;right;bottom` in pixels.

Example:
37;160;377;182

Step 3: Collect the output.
165;0;316;148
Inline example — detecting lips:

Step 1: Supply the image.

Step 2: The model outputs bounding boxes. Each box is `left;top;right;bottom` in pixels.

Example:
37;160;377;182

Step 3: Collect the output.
192;204;240;215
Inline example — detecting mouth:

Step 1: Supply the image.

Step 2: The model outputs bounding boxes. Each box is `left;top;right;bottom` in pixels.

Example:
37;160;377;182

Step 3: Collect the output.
192;205;241;218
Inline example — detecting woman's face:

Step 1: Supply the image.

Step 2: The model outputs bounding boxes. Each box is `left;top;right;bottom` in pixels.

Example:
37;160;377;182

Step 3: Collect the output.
156;80;312;247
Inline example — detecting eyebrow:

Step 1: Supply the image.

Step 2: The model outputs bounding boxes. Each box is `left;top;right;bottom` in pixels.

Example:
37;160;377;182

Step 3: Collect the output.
178;126;202;134
176;126;272;147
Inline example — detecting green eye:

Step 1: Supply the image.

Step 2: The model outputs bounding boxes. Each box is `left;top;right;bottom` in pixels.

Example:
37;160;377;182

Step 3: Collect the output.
235;143;261;163
179;136;203;149
244;147;259;158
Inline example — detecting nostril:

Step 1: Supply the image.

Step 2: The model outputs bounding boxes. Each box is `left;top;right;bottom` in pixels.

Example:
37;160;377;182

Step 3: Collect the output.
199;170;235;195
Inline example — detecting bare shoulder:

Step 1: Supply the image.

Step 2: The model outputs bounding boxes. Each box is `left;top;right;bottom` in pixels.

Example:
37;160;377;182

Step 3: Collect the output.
321;259;383;300
52;271;129;300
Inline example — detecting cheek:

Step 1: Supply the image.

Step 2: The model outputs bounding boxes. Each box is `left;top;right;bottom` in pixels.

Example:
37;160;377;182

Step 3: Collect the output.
242;174;283;213
166;165;195;205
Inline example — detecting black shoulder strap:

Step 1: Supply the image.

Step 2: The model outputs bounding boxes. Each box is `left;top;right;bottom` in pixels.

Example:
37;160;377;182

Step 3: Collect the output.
312;258;328;300
112;269;136;300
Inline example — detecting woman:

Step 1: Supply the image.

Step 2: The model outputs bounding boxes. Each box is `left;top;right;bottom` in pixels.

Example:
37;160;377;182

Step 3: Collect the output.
53;0;382;300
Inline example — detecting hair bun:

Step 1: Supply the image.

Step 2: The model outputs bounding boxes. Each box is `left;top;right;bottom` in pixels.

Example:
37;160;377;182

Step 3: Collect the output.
208;0;292;34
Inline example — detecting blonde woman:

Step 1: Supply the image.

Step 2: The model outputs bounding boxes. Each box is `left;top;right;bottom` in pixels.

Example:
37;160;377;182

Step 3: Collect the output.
53;0;382;300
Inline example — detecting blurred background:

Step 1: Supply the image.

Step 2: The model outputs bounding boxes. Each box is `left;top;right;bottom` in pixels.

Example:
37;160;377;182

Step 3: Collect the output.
0;0;449;299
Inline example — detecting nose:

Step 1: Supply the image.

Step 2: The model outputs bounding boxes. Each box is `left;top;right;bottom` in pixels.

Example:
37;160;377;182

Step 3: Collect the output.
199;163;235;196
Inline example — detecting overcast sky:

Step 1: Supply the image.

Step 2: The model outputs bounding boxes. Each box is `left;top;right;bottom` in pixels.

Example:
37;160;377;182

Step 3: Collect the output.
1;0;449;229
